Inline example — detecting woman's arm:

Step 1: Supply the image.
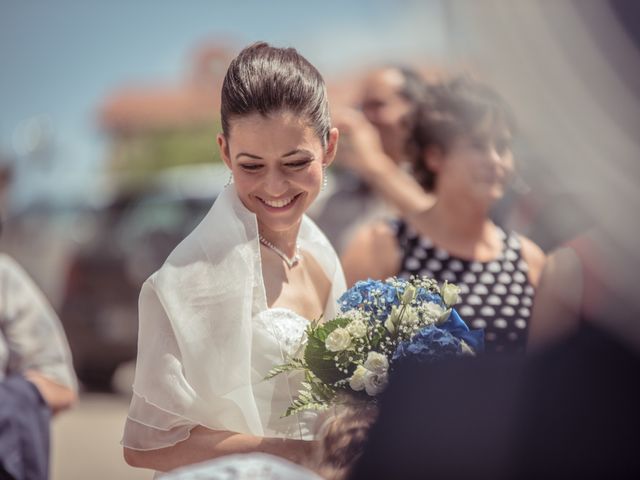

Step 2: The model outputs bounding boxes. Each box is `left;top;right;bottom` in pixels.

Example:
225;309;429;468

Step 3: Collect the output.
335;109;435;216
23;369;77;413
527;247;583;351
123;425;317;472
341;221;402;287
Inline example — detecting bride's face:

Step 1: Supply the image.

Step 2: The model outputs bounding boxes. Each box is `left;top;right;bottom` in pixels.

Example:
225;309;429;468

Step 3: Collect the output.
218;110;338;236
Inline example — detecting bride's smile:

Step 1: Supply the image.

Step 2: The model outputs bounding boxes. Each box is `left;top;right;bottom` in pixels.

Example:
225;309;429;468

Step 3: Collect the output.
256;192;303;210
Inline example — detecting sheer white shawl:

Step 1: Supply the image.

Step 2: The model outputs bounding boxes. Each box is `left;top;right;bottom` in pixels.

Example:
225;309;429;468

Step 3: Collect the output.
122;185;345;450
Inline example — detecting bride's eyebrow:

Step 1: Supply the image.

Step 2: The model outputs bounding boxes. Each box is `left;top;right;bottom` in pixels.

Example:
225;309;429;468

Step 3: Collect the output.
236;152;263;160
282;148;314;158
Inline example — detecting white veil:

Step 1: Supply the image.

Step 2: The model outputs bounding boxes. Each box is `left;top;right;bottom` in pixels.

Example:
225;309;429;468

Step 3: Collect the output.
122;185;345;450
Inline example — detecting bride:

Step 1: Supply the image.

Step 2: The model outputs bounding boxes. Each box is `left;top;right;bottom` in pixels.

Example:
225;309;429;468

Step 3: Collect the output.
122;42;343;473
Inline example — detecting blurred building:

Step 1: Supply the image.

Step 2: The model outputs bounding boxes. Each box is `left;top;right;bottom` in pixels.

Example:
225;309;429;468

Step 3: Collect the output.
98;43;233;186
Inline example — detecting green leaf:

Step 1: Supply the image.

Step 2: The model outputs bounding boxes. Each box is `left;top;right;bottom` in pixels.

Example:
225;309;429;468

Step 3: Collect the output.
279;368;339;417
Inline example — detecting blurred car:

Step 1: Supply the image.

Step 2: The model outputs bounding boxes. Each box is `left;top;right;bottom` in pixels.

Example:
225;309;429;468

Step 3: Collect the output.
59;164;227;390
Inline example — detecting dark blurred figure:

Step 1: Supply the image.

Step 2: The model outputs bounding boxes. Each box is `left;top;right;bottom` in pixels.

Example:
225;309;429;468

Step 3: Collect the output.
311;66;434;253
350;326;640;480
342;76;545;353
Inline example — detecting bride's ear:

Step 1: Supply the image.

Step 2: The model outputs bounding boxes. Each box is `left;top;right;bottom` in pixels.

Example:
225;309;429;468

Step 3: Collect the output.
217;133;232;170
323;127;339;167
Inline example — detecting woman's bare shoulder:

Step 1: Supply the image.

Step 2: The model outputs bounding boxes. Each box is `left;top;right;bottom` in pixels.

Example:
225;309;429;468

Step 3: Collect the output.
341;220;401;286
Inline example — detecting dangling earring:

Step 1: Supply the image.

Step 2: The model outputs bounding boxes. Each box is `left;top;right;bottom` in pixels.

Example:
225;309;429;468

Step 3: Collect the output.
225;172;233;187
321;164;328;191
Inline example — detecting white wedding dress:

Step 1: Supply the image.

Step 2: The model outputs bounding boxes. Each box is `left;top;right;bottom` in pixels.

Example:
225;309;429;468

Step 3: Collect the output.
251;307;317;439
122;185;346;452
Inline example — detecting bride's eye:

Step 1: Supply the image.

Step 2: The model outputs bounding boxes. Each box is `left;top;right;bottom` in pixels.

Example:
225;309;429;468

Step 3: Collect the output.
240;163;263;172
285;159;312;169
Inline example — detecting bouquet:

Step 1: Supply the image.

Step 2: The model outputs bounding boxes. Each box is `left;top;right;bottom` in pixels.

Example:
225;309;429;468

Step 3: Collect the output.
268;276;484;416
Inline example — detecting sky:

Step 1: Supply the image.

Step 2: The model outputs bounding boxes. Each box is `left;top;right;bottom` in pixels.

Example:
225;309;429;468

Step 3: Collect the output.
0;0;449;209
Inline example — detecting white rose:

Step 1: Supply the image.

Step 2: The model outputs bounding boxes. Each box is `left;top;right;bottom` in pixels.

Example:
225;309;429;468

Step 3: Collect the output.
349;365;367;391
346;319;367;339
424;302;445;321
364;351;389;375
325;327;351;352
442;283;461;307
364;370;389;396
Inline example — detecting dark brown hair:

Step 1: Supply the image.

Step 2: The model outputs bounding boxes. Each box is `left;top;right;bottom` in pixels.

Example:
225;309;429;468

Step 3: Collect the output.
220;42;331;147
409;75;517;191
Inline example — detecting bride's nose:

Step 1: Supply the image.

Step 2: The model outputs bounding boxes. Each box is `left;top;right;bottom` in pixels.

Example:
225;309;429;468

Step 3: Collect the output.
263;169;289;196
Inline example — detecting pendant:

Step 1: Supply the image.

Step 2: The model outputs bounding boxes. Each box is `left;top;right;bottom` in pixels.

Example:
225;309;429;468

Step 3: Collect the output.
259;235;301;268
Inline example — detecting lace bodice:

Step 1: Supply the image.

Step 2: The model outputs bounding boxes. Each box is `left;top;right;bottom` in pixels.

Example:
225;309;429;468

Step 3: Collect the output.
255;308;310;361
248;307;317;440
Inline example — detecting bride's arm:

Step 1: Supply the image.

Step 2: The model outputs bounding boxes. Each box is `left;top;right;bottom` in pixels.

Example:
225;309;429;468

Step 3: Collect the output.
123;425;317;472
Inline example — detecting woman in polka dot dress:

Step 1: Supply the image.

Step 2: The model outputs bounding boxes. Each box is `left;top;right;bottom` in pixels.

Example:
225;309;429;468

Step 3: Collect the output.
342;76;545;353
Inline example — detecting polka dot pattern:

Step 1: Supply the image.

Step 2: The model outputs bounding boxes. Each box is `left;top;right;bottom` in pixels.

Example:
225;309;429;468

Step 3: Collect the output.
441;270;456;282
472;319;487;329
394;220;536;354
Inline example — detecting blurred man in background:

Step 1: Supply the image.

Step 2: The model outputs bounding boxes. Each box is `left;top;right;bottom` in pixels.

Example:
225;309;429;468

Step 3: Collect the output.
311;66;434;252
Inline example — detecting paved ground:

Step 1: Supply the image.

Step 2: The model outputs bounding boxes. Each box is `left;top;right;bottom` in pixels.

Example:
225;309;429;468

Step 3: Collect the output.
50;393;153;480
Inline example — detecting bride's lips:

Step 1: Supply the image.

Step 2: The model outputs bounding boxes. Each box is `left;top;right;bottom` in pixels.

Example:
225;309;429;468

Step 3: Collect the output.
255;193;303;212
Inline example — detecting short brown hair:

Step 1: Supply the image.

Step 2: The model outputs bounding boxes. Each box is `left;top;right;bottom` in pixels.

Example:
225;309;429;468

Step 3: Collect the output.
409;76;516;191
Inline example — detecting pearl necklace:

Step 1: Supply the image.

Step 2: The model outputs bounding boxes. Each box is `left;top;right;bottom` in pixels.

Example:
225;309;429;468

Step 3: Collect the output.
259;235;301;268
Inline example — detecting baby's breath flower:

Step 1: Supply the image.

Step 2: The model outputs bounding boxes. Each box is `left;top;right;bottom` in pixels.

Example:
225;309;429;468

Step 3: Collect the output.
346;319;367;338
